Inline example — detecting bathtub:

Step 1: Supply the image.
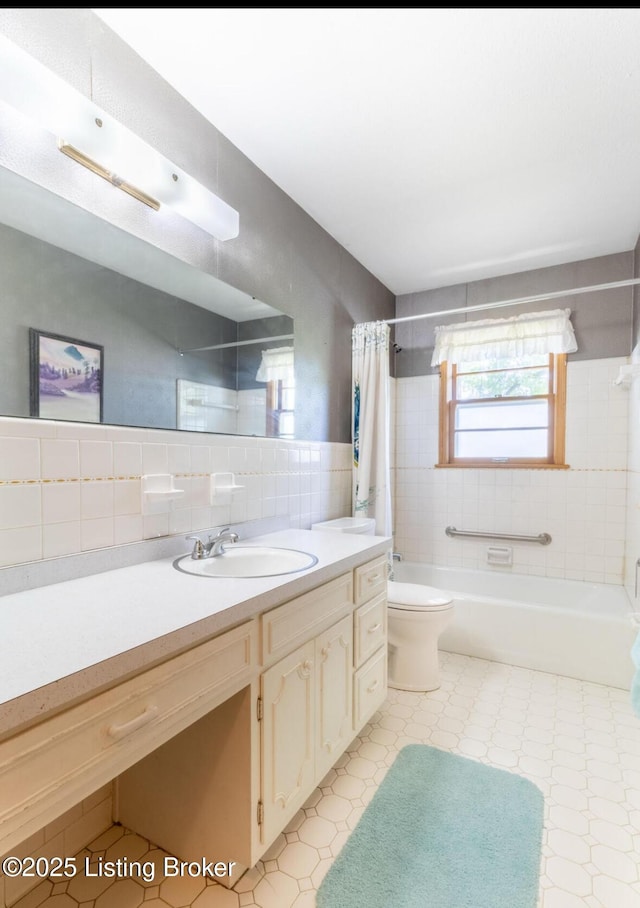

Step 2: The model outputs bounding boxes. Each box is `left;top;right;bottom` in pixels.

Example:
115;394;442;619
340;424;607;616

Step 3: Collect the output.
392;562;637;690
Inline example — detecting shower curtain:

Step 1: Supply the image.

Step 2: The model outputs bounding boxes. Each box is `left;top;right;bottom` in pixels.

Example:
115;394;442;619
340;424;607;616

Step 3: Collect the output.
352;321;392;536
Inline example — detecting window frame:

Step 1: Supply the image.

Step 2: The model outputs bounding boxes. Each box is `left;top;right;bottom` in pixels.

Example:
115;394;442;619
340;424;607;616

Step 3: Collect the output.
437;352;568;468
266;378;295;439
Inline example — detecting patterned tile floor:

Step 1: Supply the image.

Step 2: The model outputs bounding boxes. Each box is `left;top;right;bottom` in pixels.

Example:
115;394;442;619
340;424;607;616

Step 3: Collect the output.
13;651;640;908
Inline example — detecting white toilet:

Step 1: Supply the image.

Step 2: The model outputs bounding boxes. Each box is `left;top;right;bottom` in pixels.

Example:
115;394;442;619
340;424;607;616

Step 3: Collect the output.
387;580;454;692
310;517;454;692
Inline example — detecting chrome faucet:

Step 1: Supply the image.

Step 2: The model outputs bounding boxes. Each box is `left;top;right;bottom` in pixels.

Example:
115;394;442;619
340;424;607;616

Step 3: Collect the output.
186;527;239;560
209;527;239;556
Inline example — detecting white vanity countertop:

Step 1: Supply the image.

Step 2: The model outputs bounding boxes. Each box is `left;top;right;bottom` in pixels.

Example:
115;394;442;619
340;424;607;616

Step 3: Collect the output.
0;529;391;740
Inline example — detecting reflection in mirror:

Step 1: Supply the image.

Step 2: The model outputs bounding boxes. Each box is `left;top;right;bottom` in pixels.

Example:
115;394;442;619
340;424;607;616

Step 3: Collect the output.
0;167;294;437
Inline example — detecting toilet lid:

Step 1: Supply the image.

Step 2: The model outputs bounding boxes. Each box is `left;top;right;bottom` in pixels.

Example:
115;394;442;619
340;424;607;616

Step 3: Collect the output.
387;580;453;612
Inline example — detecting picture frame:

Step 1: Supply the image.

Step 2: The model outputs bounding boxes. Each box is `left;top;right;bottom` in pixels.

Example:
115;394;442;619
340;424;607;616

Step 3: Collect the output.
29;328;104;423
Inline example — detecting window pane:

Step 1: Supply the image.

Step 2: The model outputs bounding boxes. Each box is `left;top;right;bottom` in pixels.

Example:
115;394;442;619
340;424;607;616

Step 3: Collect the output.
460;354;549;373
456;399;548;430
457;367;548;399
455;428;548;458
278;412;295;437
281;387;295;409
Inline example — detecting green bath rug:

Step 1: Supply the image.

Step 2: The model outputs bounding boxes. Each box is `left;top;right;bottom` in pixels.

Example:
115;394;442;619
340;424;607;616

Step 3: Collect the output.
316;744;544;908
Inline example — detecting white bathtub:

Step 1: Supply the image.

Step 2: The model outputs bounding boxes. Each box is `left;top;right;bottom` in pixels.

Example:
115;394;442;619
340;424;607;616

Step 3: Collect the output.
392;562;637;690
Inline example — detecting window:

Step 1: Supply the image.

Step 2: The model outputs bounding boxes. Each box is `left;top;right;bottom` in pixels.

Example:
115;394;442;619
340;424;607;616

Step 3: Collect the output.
432;308;576;468
256;345;295;439
437;352;567;466
266;375;295;439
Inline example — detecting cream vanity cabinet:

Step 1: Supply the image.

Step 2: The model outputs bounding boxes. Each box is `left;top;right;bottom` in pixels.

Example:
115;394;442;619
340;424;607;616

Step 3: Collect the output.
0;619;258;858
1;552;388;884
258;555;387;851
119;555;388;871
259;575;355;847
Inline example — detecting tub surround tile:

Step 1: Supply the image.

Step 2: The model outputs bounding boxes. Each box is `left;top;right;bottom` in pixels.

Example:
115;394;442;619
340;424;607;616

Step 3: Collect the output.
393;358;630;584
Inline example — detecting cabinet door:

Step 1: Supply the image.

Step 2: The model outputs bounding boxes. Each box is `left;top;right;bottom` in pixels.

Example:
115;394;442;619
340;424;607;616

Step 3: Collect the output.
261;639;315;848
315;615;353;781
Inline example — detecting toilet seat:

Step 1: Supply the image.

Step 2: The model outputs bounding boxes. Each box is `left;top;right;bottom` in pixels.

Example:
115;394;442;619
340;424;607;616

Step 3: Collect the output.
387;580;453;612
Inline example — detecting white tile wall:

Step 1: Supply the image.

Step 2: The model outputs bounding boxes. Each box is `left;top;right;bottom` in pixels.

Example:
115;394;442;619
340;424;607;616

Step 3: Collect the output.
393;357;630;584
0;418;352;569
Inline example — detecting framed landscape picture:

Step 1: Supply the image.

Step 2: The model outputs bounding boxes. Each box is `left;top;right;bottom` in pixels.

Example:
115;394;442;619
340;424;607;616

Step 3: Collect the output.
30;329;103;423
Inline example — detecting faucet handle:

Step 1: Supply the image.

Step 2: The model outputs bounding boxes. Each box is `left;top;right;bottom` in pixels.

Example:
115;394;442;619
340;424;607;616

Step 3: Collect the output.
186;534;205;559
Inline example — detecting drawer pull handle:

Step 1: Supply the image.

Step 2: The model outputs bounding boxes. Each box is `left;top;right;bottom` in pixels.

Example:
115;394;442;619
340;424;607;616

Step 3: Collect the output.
367;573;381;583
367;679;380;694
107;706;159;740
368;623;382;634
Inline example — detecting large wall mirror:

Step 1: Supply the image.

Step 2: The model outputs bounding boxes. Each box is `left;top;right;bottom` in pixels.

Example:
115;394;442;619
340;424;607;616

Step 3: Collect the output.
0;166;295;438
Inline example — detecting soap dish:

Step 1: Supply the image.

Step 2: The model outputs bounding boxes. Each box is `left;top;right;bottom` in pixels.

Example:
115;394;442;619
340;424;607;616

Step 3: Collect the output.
141;474;185;514
211;472;244;504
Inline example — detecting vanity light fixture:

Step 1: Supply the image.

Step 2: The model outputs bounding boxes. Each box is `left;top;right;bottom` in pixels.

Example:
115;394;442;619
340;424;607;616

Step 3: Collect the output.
0;33;240;240
58;135;161;212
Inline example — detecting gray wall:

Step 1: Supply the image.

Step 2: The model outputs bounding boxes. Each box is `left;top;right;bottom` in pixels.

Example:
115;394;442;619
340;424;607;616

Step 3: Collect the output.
0;9;395;442
395;252;635;377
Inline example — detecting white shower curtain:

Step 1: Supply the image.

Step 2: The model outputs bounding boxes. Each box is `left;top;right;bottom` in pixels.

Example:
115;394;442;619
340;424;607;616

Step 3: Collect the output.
352;321;392;536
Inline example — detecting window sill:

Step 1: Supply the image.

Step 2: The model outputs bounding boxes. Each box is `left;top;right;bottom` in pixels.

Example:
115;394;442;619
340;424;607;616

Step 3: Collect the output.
435;462;570;470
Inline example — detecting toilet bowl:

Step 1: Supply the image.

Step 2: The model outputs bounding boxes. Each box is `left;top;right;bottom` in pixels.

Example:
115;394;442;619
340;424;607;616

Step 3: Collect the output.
387;580;454;692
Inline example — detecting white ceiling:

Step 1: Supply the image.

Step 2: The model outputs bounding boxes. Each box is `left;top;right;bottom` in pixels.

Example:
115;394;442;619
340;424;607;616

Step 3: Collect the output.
92;8;640;296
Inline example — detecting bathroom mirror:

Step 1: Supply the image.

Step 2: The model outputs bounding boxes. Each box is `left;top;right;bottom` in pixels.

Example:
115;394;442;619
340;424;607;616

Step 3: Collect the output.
0;166;295;438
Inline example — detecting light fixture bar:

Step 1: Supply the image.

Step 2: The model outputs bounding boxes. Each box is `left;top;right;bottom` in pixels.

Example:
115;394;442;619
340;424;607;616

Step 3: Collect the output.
0;33;239;241
58;141;161;211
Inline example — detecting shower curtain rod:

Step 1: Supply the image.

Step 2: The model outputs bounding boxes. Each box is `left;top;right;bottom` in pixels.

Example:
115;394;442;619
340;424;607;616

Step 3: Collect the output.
178;333;294;355
384;278;640;326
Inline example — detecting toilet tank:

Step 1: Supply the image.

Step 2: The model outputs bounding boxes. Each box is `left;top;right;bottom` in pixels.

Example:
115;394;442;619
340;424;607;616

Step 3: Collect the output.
310;517;376;535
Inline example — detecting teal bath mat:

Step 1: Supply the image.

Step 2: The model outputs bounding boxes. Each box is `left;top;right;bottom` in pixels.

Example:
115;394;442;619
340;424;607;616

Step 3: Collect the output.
317;744;544;908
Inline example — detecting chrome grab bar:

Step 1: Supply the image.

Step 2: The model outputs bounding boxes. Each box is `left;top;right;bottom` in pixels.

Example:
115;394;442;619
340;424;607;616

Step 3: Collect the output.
445;526;552;546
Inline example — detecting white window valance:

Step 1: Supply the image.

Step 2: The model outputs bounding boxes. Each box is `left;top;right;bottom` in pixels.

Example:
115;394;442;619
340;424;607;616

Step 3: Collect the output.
431;308;578;366
255;346;294;383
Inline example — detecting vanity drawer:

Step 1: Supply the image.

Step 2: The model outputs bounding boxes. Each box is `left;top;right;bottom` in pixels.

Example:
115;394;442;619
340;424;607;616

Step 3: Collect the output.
353;555;388;606
353;646;387;728
354;592;387;668
0;619;258;857
261;572;353;666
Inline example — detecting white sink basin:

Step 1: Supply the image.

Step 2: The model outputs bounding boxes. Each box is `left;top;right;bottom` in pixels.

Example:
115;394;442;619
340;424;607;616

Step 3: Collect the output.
174;544;318;578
